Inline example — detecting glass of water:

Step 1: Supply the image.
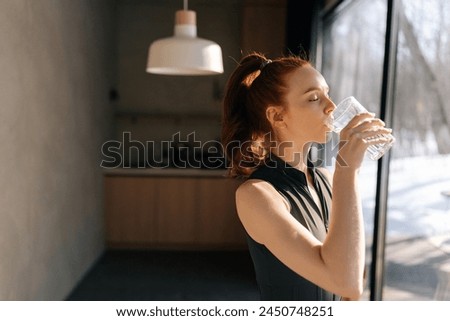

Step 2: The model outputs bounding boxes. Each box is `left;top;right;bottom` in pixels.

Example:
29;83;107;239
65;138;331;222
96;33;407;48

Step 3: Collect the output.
333;96;395;160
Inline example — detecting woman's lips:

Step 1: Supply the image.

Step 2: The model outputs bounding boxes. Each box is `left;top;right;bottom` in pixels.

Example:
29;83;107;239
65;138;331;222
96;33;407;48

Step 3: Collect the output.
325;117;334;130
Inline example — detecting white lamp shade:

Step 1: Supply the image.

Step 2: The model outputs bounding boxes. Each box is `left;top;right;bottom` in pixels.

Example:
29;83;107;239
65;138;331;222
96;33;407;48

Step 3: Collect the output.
146;10;223;76
147;36;223;75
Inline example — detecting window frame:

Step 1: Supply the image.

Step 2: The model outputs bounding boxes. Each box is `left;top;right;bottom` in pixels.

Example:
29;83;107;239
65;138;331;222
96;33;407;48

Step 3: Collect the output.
313;0;400;300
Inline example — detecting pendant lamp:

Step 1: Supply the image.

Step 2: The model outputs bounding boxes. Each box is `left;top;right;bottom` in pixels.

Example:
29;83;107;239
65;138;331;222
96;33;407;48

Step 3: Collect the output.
146;0;224;75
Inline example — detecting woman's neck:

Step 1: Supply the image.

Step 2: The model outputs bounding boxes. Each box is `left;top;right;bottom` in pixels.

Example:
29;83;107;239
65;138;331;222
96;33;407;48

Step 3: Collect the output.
271;141;312;173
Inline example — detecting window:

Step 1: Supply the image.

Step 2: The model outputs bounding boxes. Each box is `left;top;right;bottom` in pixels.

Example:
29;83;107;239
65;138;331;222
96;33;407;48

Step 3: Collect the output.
321;0;387;300
384;0;450;300
319;0;450;300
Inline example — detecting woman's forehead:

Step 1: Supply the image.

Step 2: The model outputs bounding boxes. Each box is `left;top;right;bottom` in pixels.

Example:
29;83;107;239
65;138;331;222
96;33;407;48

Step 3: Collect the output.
286;65;329;93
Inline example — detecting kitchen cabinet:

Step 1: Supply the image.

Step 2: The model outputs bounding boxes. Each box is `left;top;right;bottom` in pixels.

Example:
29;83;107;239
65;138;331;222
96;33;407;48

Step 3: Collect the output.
104;170;247;249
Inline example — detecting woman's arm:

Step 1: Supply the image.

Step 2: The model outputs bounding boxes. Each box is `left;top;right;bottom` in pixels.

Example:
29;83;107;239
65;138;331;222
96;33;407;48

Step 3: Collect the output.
237;178;361;298
321;113;392;297
236;113;392;300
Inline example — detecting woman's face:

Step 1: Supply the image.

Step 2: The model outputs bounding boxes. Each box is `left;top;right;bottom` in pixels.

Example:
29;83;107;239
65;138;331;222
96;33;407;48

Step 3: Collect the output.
277;65;335;145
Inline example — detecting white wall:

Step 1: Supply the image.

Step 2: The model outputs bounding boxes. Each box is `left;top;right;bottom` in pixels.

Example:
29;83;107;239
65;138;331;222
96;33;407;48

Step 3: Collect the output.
0;0;114;300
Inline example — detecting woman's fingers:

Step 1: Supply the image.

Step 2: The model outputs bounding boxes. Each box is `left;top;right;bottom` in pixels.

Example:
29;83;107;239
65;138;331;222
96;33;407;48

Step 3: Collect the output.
342;112;378;130
336;113;394;169
350;126;392;138
352;128;394;145
341;114;391;140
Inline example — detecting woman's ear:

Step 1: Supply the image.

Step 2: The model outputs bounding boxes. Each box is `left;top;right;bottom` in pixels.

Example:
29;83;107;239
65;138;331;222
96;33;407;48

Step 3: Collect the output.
266;106;286;128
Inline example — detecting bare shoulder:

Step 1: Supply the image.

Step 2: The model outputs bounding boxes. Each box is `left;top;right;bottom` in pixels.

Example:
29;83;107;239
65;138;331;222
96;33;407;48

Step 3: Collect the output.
236;179;288;211
235;179;290;243
236;178;276;199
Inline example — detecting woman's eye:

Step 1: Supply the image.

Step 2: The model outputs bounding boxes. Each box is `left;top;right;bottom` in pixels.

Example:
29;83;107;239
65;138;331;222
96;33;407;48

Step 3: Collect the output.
310;96;319;102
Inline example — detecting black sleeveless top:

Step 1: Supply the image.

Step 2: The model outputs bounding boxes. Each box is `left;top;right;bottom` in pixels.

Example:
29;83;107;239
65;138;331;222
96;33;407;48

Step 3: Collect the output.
246;155;339;301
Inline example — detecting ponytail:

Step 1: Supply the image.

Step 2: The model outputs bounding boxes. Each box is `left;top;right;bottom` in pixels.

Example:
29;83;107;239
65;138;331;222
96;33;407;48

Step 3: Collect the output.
221;52;309;177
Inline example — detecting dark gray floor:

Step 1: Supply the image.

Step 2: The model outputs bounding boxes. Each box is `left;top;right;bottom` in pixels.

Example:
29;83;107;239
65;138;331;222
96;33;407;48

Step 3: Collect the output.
67;250;259;301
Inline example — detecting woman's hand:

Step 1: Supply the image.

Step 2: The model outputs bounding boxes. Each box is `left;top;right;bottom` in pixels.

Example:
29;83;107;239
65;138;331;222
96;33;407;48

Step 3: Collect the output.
336;113;393;170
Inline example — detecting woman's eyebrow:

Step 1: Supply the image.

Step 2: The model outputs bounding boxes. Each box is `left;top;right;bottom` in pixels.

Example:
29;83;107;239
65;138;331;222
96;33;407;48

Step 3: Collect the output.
302;86;329;95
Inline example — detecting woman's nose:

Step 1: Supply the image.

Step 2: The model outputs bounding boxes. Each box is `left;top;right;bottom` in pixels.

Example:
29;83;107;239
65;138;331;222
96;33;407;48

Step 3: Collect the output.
325;98;336;114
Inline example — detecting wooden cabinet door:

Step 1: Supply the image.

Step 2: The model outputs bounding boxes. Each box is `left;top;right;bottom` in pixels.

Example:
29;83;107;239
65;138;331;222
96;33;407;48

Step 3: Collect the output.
104;176;158;247
154;177;199;245
196;178;246;246
104;175;246;249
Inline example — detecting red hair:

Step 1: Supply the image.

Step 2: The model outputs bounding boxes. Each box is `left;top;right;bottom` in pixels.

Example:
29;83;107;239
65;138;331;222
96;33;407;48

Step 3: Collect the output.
221;52;310;177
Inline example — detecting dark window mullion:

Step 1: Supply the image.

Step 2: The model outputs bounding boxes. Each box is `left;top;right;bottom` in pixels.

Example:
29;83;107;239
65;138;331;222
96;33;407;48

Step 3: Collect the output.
369;0;400;301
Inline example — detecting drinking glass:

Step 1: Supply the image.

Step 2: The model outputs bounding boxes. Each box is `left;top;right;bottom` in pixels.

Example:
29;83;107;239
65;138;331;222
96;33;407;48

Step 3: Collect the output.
333;96;395;160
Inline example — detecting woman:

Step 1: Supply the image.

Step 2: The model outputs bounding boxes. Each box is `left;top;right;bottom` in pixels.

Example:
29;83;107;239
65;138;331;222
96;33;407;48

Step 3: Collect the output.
221;53;393;300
